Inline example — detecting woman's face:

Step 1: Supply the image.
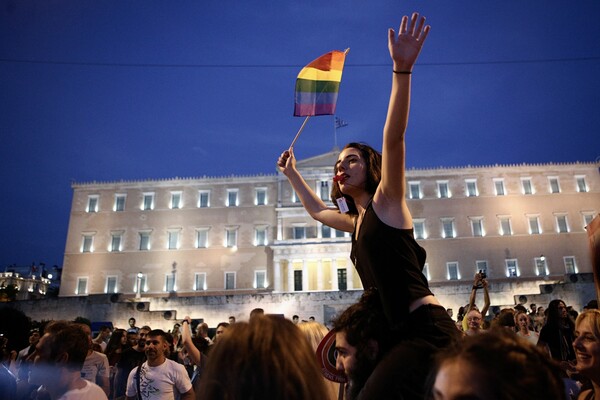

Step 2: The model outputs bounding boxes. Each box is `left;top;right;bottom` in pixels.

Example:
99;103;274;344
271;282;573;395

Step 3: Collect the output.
120;334;128;345
573;316;600;380
335;148;367;194
517;314;529;329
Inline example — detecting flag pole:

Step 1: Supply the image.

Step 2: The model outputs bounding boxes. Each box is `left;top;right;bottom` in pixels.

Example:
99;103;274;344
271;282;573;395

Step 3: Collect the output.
289;116;311;149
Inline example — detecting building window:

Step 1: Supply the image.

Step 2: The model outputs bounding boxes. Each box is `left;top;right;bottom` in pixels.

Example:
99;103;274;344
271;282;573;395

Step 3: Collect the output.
225;228;238;248
225;272;236;290
499;216;512;236
413;219;426;239
319;181;330;201
87;196;99;213
321;224;331;238
294;270;303;291
334;229;347;238
198;190;210;208
528;215;541;235
226;189;239;207
114;194;126;211
338;268;347;291
110;233;122;252
506;259;519;277
423;263;430;280
583;213;596;228
564;256;577;274
76;277;88;295
521;178;534;195
437;181;450;198
134;274;148;293
292;189;300;203
575;176;588;193
255;226;267;246
548;177;560;193
555;214;569;233
105;276;118;294
194;273;206;291
447;262;459;280
494;179;506;196
476;260;488;277
170;192;182;209
465;179;478;197
441;218;456;239
254;270;267;289
534;256;548;276
168;230;180;250
196;228;209;249
139;232;151;251
469;217;484;237
81;235;94;253
255;187;267;205
408;181;421;199
293;226;306;240
142;193;154;210
165;274;176;292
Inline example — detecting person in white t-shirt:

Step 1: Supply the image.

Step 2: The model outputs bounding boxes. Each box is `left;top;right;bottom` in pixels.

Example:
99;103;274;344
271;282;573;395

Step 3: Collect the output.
77;323;110;396
29;320;108;400
125;329;194;400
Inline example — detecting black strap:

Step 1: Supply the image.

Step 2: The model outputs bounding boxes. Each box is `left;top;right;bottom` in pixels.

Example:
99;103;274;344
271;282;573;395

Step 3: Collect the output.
135;365;142;400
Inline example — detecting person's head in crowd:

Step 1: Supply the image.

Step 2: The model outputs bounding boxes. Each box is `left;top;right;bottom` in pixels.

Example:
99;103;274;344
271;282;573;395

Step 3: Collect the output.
584;299;598;310
199;315;328;399
546;299;573;329
138;325;151;348
228;316;236;324
530;303;537;313
197;322;209;339
126;330;139;347
446;308;453;319
145;329;169;366
105;328;127;354
309;316;315;321
292;315;300;324
298;321;341;400
537;306;545;316
249;308;264;320
331;289;393;400
128;318;136;328
567;306;579;322
28;328;40;347
96;326;111;341
428;329;564;400
491;308;515;330
573;310;600;389
465;309;483;334
513;304;527;314
515;311;532;332
214;323;229;343
29;321;90;389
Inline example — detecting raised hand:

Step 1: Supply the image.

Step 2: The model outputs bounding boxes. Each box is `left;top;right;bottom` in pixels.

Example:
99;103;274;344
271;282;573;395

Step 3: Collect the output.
388;12;430;72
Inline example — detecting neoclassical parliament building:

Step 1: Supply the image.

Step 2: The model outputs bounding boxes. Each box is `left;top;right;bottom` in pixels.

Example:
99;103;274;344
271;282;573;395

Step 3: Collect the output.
60;151;599;312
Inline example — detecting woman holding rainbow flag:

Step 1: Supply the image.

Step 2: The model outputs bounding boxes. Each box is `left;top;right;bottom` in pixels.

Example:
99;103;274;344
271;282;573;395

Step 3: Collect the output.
278;12;460;399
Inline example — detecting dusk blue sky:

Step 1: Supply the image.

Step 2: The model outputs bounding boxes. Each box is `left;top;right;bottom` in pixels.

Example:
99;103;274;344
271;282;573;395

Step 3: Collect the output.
2;1;599;268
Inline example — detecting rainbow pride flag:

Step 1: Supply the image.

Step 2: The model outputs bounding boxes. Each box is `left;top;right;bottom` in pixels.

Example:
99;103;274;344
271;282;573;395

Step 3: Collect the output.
294;49;348;117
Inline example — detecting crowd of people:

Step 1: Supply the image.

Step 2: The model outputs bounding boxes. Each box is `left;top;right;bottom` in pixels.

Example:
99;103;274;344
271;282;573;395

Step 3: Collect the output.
1;10;599;400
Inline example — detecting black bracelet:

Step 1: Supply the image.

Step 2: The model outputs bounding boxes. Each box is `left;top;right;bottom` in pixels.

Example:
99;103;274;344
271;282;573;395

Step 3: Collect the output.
182;320;189;324
393;70;412;74
472;285;479;290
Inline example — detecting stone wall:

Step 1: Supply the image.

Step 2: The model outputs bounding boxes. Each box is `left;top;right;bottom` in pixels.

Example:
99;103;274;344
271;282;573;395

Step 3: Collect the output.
4;274;596;331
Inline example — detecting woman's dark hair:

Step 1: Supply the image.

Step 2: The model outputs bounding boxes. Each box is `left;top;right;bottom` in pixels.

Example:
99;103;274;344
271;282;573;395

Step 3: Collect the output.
105;328;126;361
331;288;393;356
330;142;382;216
545;299;574;330
426;329;565;400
